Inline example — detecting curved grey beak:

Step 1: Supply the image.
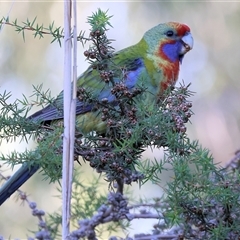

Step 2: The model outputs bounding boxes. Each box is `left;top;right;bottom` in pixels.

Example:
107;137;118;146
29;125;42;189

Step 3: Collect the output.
180;32;194;55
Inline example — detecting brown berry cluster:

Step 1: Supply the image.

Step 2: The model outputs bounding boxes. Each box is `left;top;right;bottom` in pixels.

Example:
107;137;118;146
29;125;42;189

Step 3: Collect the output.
126;107;137;124
100;106;137;125
111;82;142;100
73;81;194;188
100;70;113;83
84;50;96;60
76;87;87;101
123;169;144;184
73;81;146;187
90;30;104;38
165;94;193;133
83;29;113;63
74;137;143;185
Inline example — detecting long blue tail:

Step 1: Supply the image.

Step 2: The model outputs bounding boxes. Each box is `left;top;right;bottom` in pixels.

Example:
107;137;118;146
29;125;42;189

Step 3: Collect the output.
0;163;39;205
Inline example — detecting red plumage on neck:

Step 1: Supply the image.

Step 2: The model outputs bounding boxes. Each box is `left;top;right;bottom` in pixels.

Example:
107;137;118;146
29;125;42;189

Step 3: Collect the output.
157;39;180;94
159;61;180;93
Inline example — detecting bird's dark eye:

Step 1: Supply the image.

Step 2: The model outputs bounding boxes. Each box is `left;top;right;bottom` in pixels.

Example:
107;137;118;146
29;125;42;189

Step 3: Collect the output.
166;30;174;37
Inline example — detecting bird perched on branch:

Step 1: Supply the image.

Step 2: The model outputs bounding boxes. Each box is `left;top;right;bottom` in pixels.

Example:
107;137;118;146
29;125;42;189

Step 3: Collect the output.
0;22;193;205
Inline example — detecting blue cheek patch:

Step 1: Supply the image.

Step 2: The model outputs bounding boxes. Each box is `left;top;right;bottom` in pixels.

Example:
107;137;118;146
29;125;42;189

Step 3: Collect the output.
162;42;181;62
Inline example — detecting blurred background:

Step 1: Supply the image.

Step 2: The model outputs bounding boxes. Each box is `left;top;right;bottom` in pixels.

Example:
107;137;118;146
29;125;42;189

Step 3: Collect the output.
0;1;240;238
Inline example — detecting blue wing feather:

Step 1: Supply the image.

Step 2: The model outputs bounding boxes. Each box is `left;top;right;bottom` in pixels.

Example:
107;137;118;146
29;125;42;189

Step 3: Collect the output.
29;57;145;123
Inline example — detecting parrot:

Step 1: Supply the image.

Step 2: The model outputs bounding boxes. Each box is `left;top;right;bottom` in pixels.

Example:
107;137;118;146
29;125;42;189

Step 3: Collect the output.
0;22;193;205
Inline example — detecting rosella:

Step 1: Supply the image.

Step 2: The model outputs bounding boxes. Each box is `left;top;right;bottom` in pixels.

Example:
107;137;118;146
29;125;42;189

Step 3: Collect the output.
0;22;193;205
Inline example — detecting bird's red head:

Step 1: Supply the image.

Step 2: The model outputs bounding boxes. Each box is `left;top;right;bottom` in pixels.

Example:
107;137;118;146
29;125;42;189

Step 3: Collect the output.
168;22;191;37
